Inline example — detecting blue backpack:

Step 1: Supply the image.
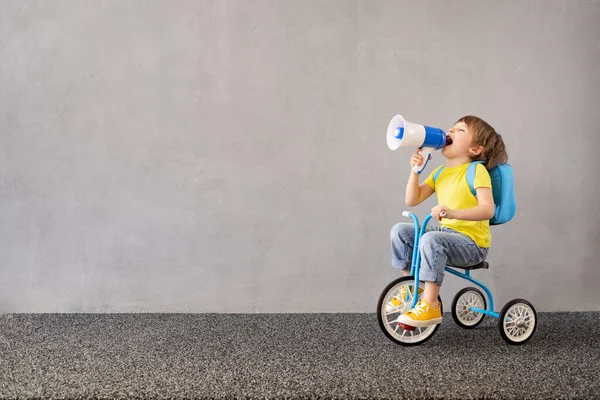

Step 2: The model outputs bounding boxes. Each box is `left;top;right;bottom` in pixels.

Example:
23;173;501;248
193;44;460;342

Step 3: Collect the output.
433;161;516;225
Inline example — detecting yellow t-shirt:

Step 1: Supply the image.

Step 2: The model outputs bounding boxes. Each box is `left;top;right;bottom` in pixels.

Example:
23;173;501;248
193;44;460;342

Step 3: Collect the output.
424;162;492;248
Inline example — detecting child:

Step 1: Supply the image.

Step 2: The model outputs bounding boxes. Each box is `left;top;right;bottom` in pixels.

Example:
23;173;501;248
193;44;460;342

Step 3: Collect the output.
390;115;508;327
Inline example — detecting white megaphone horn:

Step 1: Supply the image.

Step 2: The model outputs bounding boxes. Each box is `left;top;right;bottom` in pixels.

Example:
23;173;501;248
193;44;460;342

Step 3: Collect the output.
386;115;447;174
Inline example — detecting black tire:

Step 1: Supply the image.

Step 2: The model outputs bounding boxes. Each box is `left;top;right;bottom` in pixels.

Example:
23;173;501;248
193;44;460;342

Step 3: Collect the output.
377;276;443;346
451;287;487;329
498;299;537;345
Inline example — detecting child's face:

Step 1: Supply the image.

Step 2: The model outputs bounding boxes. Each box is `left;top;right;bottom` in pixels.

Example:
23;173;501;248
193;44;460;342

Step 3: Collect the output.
441;121;480;159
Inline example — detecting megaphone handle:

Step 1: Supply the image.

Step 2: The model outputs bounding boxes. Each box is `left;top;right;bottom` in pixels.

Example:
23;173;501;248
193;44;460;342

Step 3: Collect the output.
412;147;434;174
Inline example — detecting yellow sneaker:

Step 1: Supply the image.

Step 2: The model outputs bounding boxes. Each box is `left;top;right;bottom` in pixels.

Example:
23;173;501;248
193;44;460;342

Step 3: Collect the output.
385;286;424;313
397;299;442;327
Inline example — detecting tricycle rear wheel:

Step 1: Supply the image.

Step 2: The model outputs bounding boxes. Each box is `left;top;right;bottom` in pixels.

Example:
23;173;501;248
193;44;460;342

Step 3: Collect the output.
498;299;537;345
451;287;487;329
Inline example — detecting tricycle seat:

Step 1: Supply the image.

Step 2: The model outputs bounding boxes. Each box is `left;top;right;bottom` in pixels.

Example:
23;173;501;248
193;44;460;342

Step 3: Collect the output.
448;261;489;270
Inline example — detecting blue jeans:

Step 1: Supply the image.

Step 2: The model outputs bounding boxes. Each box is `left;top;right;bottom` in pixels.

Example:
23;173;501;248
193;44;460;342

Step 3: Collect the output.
390;223;489;286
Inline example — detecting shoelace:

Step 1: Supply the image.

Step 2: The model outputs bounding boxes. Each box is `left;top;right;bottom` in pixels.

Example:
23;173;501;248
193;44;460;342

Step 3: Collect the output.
396;286;416;300
392;288;407;303
408;301;429;316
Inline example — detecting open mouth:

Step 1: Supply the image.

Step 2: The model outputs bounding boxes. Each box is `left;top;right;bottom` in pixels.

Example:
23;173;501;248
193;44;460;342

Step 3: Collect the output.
445;136;453;146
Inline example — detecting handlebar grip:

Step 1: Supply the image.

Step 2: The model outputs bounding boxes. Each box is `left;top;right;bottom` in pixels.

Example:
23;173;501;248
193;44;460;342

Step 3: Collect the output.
402;211;411;218
439;211;447;218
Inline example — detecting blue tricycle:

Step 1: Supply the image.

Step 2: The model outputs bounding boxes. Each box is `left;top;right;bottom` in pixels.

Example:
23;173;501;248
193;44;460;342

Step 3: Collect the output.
377;211;538;346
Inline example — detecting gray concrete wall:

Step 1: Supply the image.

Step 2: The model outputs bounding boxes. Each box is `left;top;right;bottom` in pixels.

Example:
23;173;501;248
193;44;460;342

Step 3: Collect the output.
1;0;599;312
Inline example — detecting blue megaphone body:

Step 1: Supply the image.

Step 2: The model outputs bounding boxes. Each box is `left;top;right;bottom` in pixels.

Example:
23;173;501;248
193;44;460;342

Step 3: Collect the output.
386;115;446;174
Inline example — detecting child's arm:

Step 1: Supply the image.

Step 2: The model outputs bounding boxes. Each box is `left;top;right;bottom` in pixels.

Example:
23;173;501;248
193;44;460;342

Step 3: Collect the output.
405;172;434;206
435;188;495;221
405;149;435;206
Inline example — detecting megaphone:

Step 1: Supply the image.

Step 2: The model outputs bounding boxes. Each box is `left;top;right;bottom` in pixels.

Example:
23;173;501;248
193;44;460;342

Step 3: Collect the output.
386;115;447;174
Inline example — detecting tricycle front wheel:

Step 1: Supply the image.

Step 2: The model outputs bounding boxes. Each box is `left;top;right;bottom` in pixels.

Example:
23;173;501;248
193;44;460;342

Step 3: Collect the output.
377;276;443;346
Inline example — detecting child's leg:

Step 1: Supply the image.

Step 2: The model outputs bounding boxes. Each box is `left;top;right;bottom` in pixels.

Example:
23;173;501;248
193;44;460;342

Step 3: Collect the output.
390;223;416;274
419;230;488;307
398;230;487;327
423;281;441;308
390;223;434;274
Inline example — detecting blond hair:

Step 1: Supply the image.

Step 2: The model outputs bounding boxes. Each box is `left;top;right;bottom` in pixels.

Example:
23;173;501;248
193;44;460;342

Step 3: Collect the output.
457;115;508;170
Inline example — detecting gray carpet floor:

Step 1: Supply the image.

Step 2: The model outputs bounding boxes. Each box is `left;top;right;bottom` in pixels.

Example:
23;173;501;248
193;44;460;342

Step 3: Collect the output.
0;312;599;399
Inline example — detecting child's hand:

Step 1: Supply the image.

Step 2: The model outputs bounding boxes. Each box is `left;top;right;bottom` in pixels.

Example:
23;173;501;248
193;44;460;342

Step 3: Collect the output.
431;205;451;221
410;148;431;170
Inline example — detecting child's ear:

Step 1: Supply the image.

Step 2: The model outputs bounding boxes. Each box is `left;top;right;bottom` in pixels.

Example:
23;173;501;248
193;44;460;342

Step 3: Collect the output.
470;145;484;156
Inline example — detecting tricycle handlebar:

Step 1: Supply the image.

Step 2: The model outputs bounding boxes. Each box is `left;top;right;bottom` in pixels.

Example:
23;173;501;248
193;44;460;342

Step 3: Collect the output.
402;210;446;219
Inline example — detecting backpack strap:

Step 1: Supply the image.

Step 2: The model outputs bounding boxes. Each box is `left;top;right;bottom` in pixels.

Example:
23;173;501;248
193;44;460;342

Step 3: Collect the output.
466;161;486;196
433;166;445;183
